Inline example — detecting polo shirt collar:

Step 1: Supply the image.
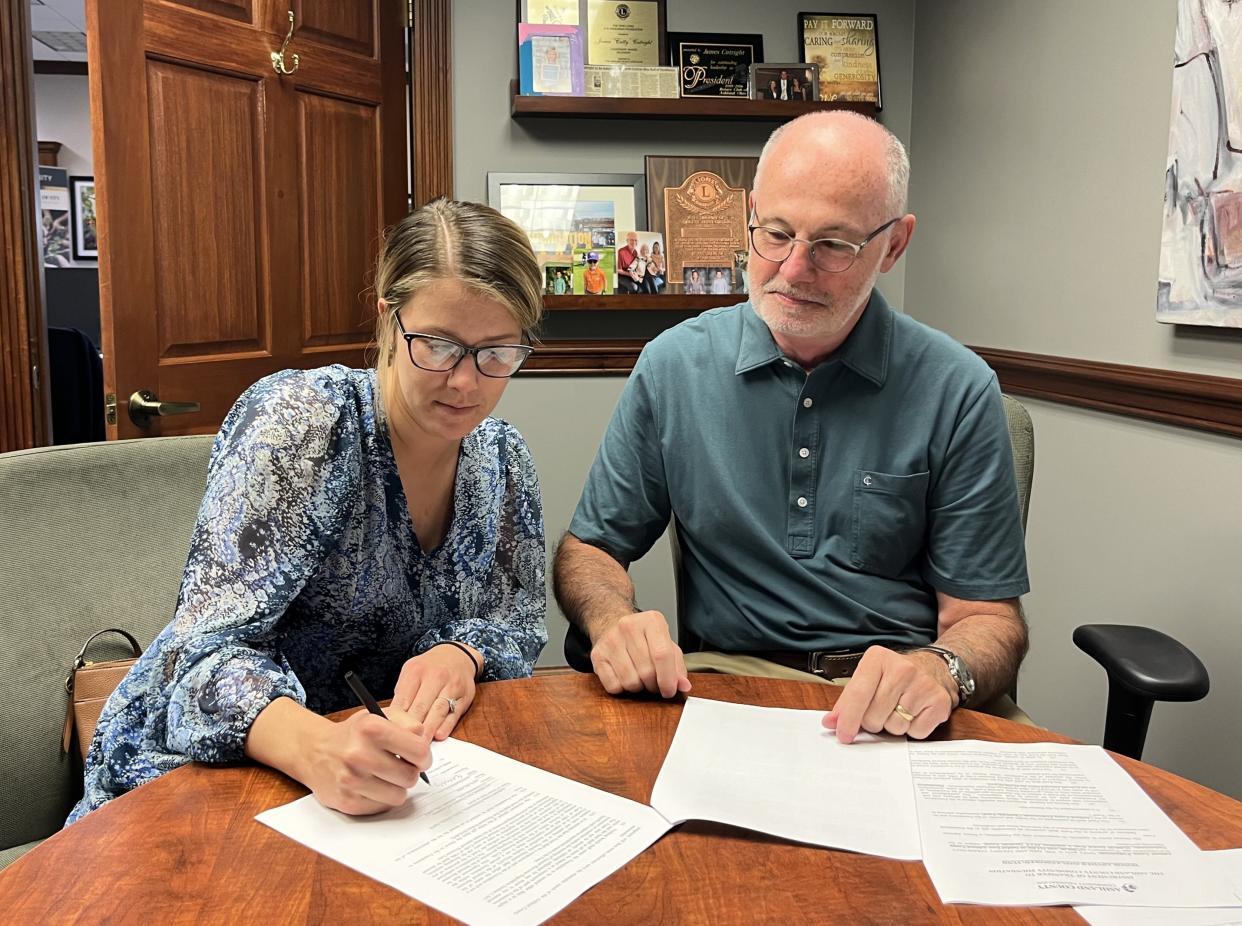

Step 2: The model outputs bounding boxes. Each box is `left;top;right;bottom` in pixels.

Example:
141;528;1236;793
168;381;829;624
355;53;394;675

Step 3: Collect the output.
735;290;893;386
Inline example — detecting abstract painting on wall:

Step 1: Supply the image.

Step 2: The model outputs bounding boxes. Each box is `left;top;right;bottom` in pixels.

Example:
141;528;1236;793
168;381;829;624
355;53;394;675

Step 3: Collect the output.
1159;0;1242;327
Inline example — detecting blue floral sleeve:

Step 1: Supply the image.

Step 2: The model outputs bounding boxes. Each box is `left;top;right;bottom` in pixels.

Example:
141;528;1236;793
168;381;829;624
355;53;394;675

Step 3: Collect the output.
416;424;547;679
160;373;360;759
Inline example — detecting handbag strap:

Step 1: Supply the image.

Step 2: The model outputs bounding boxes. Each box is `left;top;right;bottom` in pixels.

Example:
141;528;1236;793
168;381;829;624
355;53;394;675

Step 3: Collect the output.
70;628;143;676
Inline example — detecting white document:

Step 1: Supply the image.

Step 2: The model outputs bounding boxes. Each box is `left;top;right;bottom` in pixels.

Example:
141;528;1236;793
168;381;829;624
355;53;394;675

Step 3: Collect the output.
257;738;671;926
910;741;1242;908
649;696;922;860
1076;850;1242;925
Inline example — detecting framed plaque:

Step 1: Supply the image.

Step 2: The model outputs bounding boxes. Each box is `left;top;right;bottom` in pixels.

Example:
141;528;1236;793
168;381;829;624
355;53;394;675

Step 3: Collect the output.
584;0;666;66
644;156;757;293
798;12;882;108
667;31;764;98
519;0;581;24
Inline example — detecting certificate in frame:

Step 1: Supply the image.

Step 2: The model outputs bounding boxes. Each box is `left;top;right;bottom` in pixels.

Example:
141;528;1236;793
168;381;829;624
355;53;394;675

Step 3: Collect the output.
667;31;764;98
584;0;666;66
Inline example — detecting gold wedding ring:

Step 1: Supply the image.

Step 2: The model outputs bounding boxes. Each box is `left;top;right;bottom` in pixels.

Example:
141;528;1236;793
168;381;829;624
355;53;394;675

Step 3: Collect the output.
892;703;915;723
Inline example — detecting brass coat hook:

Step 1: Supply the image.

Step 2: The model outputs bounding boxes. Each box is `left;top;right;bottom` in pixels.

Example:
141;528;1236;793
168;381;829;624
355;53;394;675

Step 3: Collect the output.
271;10;300;75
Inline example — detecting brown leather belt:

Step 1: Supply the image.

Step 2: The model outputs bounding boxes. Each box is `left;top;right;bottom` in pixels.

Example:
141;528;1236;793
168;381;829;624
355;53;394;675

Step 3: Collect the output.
741;650;867;679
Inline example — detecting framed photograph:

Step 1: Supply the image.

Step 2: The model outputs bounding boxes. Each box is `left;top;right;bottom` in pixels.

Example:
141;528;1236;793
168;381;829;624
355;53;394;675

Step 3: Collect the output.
644;155;756;289
616;230;666;293
69;175;97;262
798;12;882;108
518;23;585;95
750;64;819;102
487;172;646;291
667;31;764;98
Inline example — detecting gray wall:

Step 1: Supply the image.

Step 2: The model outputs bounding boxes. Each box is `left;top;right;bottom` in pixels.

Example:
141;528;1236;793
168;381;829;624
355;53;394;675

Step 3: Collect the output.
906;0;1242;799
459;0;918;667
458;0;1242;800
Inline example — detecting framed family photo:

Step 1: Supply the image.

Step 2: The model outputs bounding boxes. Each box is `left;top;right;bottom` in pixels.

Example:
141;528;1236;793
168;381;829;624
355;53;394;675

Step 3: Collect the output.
69;175;97;261
750;64;819;101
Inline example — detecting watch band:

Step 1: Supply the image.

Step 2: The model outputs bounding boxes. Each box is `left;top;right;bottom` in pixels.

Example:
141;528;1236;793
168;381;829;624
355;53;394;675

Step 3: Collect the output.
917;645;975;707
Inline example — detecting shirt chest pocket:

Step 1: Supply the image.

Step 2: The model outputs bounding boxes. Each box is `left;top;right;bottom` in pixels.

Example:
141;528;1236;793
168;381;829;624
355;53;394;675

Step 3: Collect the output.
851;469;930;577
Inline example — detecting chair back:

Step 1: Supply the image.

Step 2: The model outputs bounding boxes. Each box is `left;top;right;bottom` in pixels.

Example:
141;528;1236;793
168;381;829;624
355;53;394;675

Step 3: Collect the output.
1001;394;1034;532
0;435;213;865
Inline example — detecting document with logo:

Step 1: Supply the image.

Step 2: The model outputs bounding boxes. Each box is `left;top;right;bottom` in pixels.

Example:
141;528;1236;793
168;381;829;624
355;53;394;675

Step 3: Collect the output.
909;741;1242;908
1076;849;1242;923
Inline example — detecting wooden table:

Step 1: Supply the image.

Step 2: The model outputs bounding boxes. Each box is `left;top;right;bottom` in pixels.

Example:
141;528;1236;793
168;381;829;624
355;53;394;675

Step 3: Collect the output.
3;673;1240;924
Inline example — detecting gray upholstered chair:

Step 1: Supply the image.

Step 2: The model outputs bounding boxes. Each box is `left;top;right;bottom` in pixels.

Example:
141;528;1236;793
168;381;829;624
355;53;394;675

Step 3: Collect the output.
0;435;214;869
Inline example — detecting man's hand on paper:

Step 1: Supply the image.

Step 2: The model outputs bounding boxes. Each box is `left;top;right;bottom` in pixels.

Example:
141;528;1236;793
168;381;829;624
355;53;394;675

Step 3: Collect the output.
304;706;431;815
823;646;954;743
590;610;692;699
392;644;479;741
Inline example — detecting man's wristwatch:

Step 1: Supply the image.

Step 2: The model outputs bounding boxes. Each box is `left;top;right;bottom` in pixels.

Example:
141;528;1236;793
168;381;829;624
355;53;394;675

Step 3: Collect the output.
918;645;976;708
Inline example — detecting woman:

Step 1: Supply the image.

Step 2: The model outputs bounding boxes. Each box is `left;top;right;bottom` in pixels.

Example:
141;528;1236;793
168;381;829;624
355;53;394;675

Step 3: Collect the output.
67;198;547;822
647;240;667;293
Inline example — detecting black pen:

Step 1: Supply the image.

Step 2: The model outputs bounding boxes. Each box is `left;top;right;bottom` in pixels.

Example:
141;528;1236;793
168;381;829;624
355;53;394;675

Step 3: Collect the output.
344;670;430;785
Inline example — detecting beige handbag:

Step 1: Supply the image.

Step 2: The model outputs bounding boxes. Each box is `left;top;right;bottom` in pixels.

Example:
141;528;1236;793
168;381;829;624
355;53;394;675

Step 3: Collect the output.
62;628;142;761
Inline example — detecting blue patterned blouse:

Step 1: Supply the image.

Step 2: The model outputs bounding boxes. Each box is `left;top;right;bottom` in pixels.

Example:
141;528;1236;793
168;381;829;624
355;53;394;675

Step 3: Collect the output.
67;365;547;823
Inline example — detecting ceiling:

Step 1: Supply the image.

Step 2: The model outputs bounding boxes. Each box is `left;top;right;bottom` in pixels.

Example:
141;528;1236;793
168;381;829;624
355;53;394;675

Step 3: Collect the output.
29;0;87;63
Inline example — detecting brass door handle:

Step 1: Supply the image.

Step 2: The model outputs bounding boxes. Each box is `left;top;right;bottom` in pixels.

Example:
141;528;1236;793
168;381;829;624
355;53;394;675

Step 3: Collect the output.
128;389;201;427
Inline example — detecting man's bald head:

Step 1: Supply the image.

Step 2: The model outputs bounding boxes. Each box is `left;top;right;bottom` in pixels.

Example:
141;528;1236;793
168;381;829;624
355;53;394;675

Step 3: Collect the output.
754;112;910;217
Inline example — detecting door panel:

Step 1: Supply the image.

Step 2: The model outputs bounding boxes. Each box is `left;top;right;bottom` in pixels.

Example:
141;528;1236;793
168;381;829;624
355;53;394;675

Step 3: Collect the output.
295;0;374;57
298;92;379;350
89;0;406;438
162;0;257;25
148;61;267;358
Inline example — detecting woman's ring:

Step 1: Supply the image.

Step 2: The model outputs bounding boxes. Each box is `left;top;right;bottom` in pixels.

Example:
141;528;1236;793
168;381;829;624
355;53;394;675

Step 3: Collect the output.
443;697;457;714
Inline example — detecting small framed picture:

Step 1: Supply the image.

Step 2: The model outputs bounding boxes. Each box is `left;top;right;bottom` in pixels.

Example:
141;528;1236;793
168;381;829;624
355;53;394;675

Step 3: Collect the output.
69;175;98;261
749;64;819;102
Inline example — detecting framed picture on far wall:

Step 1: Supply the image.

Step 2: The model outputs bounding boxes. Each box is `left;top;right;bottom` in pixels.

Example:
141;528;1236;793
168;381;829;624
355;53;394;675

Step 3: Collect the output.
798;12;882;108
70;175;98;261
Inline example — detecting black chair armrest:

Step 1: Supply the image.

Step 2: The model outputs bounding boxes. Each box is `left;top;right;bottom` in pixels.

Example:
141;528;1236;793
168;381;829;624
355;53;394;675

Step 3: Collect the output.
1073;624;1209;701
563;623;594;673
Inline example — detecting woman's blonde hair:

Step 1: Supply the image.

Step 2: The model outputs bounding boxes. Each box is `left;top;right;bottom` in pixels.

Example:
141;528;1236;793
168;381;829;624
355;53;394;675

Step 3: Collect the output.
372;197;543;412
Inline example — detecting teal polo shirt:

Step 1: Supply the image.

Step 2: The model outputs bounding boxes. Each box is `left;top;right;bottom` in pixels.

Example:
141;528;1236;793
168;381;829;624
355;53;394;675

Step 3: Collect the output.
569;291;1030;652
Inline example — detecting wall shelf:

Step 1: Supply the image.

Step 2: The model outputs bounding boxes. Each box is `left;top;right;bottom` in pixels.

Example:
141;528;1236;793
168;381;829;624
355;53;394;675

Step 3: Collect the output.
511;81;877;122
543;294;740;311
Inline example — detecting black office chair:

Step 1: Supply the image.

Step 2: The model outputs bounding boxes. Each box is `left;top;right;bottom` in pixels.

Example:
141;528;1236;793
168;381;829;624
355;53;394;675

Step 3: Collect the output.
562;397;1210;760
1072;624;1209;760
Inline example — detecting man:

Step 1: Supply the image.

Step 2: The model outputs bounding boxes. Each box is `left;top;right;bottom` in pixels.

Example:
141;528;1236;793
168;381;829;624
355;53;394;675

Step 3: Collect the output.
617;232;642;293
553;112;1029;744
582;251;607;295
777;69;791;100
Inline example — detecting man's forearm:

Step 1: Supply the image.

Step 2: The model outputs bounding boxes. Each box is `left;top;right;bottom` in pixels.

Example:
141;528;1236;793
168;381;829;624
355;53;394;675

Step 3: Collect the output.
552;533;639;641
930;607;1028;707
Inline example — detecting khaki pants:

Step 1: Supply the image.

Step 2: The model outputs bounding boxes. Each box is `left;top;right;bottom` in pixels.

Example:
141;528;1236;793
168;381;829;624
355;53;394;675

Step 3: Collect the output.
683;651;1034;726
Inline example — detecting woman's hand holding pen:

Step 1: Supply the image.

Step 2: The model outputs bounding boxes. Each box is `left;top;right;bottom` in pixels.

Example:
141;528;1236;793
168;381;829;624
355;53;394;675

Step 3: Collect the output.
301;704;432;816
391;642;481;741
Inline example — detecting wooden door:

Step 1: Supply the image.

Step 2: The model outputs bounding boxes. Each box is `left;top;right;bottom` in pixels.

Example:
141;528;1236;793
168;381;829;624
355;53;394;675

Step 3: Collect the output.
87;0;406;438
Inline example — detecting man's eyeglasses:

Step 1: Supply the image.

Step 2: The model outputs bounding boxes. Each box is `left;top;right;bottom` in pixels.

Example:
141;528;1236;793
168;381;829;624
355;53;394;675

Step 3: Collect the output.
748;216;901;273
395;315;533;379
